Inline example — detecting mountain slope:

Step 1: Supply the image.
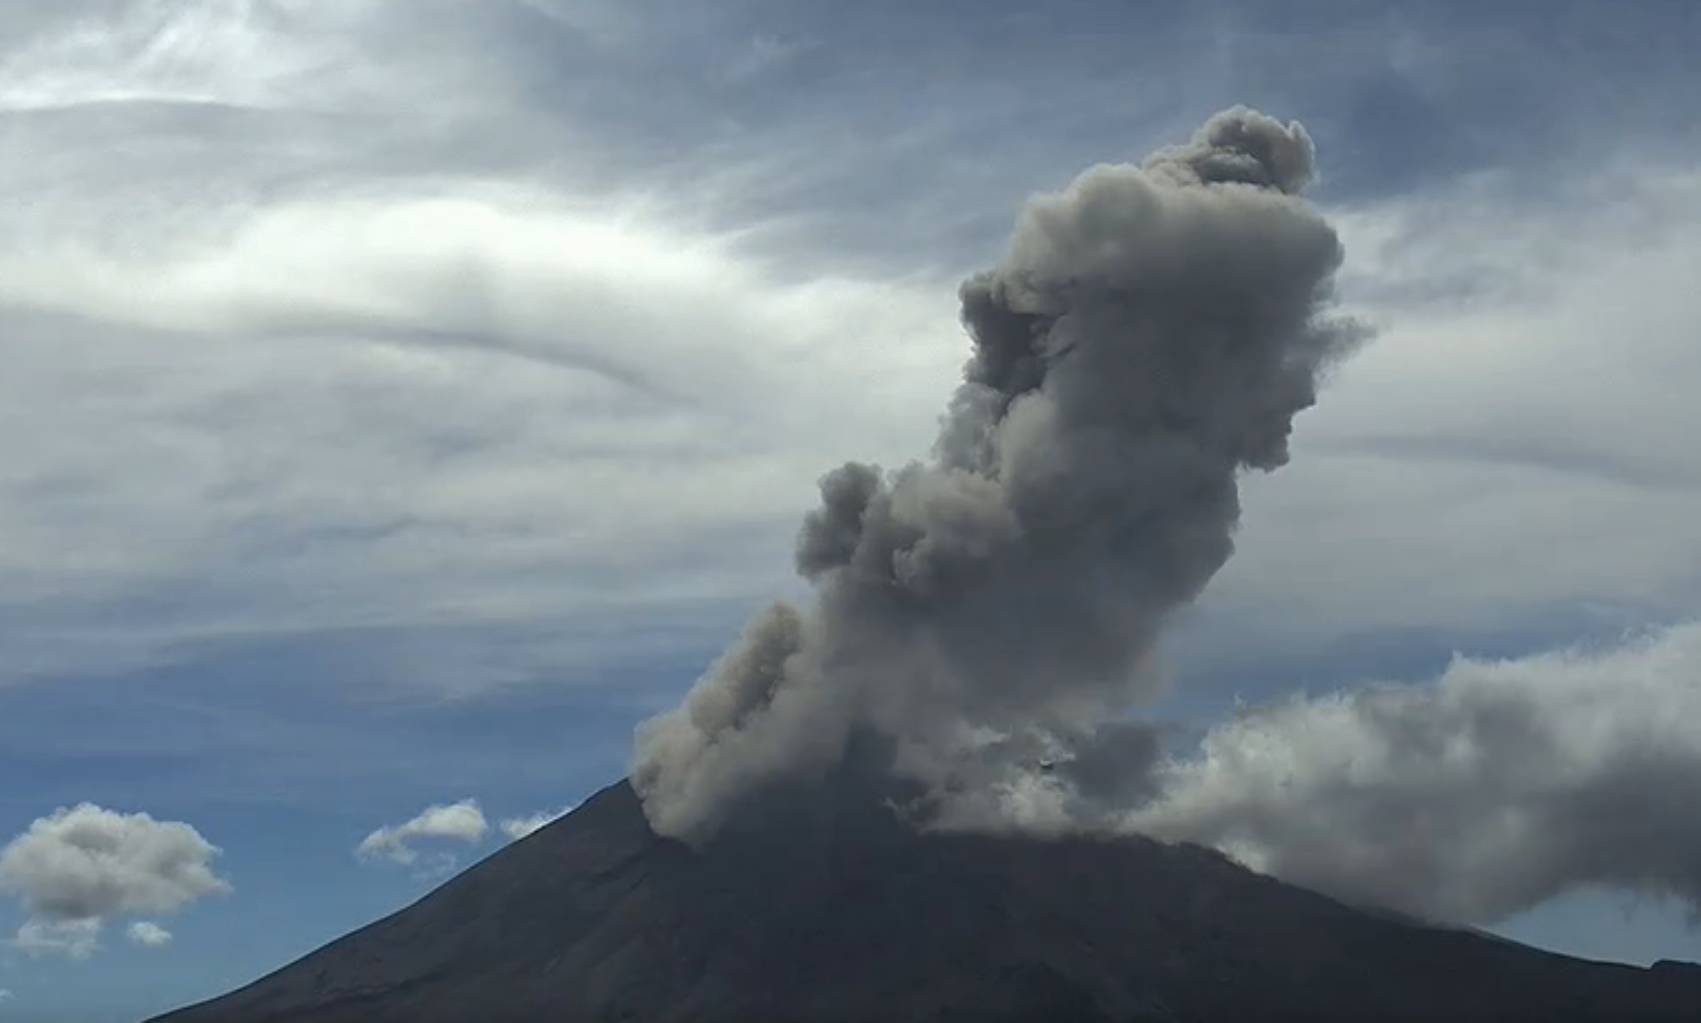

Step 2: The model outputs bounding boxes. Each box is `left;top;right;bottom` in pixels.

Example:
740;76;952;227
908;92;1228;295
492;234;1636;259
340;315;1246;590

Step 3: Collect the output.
152;780;1701;1022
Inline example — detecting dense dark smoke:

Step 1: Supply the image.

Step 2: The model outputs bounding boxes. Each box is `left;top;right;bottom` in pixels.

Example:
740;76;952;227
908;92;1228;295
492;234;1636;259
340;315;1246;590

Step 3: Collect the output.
633;107;1361;842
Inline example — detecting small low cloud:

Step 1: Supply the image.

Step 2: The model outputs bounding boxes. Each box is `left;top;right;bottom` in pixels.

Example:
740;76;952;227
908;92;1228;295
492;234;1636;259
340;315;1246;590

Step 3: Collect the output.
13;918;100;960
0;987;12;1003
499;806;574;841
356;800;488;867
0;804;229;959
126;921;172;948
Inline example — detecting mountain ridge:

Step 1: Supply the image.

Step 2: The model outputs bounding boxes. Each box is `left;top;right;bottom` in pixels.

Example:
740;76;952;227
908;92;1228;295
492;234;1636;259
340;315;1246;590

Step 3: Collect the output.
151;779;1701;1023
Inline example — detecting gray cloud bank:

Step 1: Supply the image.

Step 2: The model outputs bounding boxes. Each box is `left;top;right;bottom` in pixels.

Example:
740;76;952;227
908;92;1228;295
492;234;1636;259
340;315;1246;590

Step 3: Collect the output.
1131;622;1701;924
5;3;1699;706
633;108;1361;841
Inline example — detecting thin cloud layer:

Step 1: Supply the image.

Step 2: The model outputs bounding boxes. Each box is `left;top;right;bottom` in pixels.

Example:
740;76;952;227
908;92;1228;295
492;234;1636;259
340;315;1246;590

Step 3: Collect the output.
0;169;958;694
13;918;101;961
0;2;970;693
1190;166;1701;660
3;1;1700;711
1130;623;1701;924
356;800;488;867
0;804;226;958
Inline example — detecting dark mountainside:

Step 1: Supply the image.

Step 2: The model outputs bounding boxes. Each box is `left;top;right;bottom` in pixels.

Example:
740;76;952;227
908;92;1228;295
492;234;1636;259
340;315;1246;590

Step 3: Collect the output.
153;778;1701;1023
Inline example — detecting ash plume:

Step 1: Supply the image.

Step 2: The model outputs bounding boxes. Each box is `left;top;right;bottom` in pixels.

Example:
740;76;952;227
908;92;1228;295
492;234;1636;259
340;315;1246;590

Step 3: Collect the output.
633;107;1361;842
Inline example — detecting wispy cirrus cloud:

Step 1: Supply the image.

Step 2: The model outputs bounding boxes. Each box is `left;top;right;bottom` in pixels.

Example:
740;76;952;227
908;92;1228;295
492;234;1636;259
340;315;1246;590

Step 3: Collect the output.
4;1;1700;707
0;118;959;695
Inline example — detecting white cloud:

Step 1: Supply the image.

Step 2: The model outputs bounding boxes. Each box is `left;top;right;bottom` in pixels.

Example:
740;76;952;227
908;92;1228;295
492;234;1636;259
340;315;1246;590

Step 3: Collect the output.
12;918;101;960
1132;621;1701;925
0;180;957;691
126;920;172;948
357;799;489;867
0;804;230;958
0;987;11;1002
0;1;390;113
1177;166;1701;672
0;0;987;701
499;806;574;841
3;48;1697;703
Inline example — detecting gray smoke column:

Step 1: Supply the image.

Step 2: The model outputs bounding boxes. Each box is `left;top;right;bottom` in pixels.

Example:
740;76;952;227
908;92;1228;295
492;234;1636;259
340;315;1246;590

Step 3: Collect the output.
633;108;1361;842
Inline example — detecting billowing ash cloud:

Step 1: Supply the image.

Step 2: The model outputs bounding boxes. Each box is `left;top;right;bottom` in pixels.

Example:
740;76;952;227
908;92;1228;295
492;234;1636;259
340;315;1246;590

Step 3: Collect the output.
1129;623;1701;924
634;108;1360;842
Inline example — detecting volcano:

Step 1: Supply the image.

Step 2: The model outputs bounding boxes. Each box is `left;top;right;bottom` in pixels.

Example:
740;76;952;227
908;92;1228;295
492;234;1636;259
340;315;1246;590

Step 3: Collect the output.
152;778;1701;1022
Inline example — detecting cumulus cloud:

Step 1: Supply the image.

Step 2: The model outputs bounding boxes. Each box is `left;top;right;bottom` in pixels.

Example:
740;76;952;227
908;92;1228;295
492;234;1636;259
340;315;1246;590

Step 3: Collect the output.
0;804;229;920
1128;622;1701;924
500;807;574;841
126;920;172;948
634;108;1362;841
356;800;488;867
0;804;229;958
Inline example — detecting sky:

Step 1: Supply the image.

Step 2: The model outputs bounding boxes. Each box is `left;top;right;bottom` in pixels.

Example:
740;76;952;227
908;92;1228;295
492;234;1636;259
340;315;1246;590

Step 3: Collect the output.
1;1;1700;1020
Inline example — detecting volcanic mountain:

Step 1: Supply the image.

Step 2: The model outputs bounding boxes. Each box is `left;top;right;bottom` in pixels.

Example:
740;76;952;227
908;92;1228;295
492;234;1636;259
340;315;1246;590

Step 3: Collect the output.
152;777;1701;1023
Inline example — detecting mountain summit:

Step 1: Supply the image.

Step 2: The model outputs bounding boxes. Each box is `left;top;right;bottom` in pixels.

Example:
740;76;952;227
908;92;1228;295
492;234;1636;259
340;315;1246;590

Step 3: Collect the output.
153;779;1700;1022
